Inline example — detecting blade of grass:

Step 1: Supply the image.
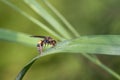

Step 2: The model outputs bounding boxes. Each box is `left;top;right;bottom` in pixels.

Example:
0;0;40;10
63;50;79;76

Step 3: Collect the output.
16;56;38;80
0;28;37;46
42;35;120;55
0;29;119;79
24;0;72;39
1;0;63;40
43;0;80;37
16;35;120;80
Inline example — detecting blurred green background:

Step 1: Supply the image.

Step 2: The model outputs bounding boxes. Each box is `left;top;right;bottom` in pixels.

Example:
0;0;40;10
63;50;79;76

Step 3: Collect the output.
0;0;120;80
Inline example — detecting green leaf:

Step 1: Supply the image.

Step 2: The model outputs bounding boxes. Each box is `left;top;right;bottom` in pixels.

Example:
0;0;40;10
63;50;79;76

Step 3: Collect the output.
0;29;120;79
16;57;38;80
43;35;120;55
0;28;37;46
16;35;120;80
1;29;119;55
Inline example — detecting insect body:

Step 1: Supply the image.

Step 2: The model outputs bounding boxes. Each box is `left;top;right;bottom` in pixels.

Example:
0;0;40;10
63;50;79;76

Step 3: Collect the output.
31;36;56;54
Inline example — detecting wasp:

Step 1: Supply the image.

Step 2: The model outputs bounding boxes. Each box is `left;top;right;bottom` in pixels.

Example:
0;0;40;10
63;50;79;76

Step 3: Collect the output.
31;36;56;54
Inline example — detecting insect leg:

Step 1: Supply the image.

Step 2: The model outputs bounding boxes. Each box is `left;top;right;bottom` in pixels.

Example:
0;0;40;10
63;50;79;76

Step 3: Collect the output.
37;43;43;54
